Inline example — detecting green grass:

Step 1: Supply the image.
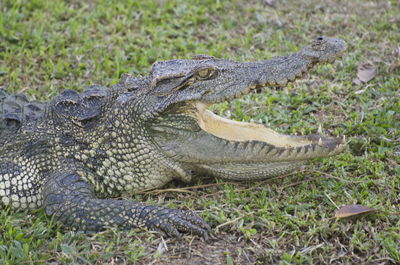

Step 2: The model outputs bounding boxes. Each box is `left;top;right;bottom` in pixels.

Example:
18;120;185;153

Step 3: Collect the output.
1;0;399;264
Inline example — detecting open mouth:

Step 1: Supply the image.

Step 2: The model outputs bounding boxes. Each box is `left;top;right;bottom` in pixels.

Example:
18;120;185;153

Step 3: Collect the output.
194;101;346;157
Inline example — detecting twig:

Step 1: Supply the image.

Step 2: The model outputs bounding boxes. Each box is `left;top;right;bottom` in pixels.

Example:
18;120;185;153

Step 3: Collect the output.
215;216;243;230
324;192;339;209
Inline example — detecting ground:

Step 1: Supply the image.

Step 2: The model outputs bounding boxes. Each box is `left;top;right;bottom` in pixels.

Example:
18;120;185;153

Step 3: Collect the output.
0;0;399;264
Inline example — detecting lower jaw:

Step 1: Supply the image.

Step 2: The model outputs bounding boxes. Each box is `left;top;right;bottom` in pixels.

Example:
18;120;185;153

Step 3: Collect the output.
195;102;328;148
198;160;305;180
191;101;346;161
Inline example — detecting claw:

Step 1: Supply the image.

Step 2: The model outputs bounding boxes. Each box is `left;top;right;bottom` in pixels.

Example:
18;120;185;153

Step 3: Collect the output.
147;208;211;239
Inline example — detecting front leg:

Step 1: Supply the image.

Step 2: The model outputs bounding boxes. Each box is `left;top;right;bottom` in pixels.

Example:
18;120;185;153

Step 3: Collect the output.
42;171;211;238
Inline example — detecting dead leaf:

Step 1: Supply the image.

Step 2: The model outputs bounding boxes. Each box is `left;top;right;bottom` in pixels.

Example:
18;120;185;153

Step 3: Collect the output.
357;62;376;83
335;204;377;219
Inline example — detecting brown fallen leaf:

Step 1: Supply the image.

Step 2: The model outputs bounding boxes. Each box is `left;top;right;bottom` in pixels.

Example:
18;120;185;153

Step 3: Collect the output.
335;204;377;219
357;62;376;83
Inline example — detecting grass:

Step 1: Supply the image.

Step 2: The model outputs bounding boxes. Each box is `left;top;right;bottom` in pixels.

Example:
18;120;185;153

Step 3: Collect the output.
0;0;399;264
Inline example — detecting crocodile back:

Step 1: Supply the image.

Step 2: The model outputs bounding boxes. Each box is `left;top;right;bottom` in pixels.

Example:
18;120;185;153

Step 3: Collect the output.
0;88;46;136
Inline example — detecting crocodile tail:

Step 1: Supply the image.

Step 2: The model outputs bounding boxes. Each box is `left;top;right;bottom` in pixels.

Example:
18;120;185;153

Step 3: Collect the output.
0;88;46;134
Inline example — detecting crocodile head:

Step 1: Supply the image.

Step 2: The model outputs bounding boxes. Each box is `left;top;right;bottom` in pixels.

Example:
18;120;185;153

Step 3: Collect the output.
124;36;347;180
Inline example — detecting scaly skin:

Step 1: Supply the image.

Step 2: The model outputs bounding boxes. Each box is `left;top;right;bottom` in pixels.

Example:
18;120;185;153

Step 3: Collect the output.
0;36;346;238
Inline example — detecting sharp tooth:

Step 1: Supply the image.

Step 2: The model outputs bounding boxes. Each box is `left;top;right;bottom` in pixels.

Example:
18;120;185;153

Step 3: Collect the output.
318;138;323;146
317;125;323;135
341;135;346;144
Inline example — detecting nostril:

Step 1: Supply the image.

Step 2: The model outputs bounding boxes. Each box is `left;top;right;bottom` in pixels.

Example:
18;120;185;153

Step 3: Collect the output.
317;36;324;41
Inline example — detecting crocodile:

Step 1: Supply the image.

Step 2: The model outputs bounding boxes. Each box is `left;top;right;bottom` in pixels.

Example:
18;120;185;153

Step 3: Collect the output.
0;36;346;238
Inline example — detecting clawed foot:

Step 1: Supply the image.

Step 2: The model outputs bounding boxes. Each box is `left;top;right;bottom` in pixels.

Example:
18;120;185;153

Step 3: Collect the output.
144;207;211;239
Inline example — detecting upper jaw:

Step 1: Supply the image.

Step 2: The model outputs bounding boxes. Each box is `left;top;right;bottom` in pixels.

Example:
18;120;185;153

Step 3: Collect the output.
201;42;347;104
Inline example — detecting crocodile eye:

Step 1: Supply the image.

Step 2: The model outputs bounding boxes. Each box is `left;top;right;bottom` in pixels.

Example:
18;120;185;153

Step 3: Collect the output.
196;68;217;80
